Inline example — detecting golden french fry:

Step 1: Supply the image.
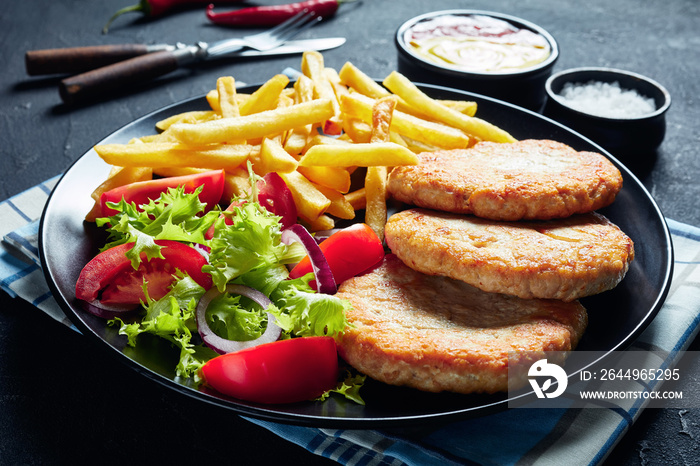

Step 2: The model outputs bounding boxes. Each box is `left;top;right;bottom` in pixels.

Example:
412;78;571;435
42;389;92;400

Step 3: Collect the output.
206;89;220;113
325;67;351;108
336;133;354;143
106;165;122;177
282;87;296;99
276;91;294;110
340;93;470;150
301;213;335;232
299;142;418;167
270;91;297;145
207;90;249;114
149;117;216;143
301;51;343;135
364;166;388;241
153;167;210;178
303;133;351;152
239;74;289;116
343;119;408;146
370;95;398;143
389;130;408;147
383;71;516;143
342;117;372;143
438;99;478;117
364;96;397;240
156;111;217;131
223;167;252;202
257;137;299;174
170;99;334;145
278;170;331;221
297;165;351;193
283;130;309;158
94;142;253;170
294;73;315;103
283;75;316;156
345;188;366;211
216;76;240;118
85;166;153;221
338;62;390;99
283;130;308;156
137;133;166;143
400;135;442;153
313;183;355;220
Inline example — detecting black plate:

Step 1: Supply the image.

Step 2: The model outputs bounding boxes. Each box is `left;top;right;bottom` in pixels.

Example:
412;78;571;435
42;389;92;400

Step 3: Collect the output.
39;83;673;428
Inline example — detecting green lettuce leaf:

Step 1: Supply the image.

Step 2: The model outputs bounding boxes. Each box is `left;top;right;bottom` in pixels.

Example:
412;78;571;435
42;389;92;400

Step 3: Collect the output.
109;275;217;378
269;275;350;338
204;201;301;291
97;186;219;269
235;263;290;297
317;371;367;405
211;263;350;340
205;292;270;342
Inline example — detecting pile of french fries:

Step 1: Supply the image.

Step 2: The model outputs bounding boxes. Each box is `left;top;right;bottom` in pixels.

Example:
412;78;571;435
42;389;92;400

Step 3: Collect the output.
88;51;516;238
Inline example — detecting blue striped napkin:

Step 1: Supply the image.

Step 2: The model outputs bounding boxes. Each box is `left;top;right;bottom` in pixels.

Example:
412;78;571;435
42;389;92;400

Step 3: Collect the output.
3;177;700;466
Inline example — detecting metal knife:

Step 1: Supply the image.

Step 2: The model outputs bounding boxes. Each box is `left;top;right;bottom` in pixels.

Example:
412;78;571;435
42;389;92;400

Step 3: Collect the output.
25;38;346;75
30;37;345;104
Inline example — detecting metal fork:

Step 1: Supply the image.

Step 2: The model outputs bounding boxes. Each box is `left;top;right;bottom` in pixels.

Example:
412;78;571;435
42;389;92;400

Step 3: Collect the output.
207;11;321;56
58;11;321;104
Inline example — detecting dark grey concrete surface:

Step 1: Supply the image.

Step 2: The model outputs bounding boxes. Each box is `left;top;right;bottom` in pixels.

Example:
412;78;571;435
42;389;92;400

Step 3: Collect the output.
2;0;699;464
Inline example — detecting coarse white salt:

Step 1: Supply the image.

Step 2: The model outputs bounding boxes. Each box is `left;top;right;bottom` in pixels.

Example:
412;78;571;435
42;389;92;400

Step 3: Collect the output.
558;80;656;118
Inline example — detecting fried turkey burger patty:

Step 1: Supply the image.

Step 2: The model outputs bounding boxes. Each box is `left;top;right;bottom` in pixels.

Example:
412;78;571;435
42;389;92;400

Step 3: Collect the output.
387;139;623;221
384;208;634;302
335;254;588;394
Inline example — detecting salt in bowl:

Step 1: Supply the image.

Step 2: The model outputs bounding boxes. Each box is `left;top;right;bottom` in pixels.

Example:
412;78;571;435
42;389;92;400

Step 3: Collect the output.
544;67;671;160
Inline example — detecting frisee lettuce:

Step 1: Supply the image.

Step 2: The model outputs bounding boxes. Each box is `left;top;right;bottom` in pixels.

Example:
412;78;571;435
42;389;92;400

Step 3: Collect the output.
226;263;350;339
109;274;217;379
97;186;219;269
269;274;350;338
205;292;274;342
317;371;367;405
203;200;304;291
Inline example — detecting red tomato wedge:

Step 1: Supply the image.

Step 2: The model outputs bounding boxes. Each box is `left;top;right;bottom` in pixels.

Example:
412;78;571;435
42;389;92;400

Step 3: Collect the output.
257;172;297;229
99;170;225;217
289;223;385;288
200;336;339;404
75;240;212;306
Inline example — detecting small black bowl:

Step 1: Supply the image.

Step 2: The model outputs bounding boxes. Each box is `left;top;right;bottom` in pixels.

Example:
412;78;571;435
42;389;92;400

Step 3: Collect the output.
544;67;671;161
395;10;559;111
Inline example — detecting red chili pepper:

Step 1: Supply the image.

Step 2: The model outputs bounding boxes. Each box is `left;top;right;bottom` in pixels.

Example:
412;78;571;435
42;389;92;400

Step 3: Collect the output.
103;0;244;33
206;0;352;27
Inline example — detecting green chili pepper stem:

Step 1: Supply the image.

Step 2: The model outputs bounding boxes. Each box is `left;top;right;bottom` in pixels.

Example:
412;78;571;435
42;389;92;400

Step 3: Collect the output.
102;1;150;34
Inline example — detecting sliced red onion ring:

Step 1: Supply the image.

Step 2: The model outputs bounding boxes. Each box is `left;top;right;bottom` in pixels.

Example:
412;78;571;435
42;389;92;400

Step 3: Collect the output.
196;284;282;355
192;242;211;260
82;299;139;320
281;223;337;294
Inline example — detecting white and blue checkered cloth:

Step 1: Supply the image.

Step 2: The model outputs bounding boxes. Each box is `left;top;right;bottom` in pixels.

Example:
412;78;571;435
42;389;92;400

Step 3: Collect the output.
3;176;700;466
